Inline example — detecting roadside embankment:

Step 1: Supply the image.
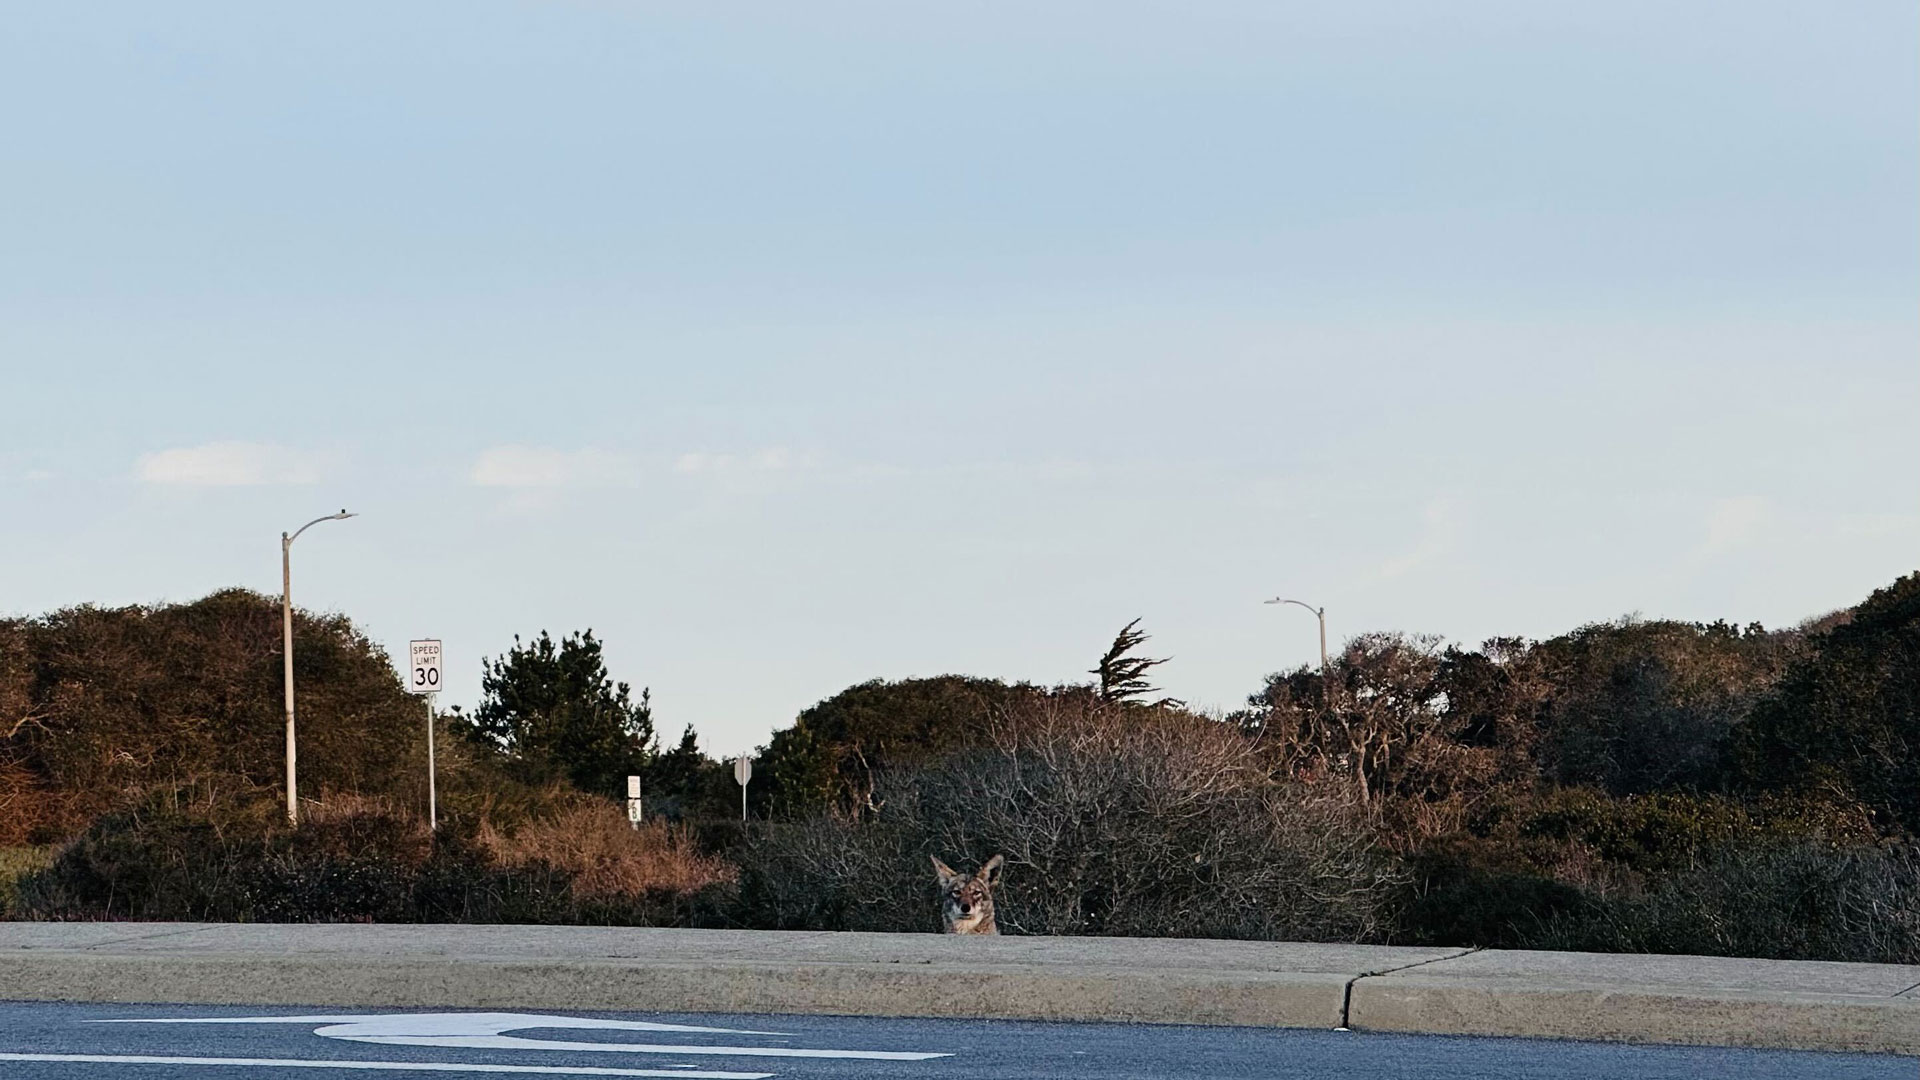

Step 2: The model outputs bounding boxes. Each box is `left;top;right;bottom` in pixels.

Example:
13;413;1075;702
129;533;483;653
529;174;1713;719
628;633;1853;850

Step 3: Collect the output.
1;924;1913;1055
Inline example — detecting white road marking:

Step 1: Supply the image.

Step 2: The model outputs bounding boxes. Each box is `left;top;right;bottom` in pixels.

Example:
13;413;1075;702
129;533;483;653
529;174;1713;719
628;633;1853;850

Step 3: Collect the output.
0;1054;772;1078
95;1012;952;1061
98;1014;789;1037
340;1036;944;1060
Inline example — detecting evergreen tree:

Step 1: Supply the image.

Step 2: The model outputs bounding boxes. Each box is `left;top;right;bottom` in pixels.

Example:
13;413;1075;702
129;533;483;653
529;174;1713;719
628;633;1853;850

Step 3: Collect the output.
645;724;731;821
1092;618;1181;707
460;630;654;797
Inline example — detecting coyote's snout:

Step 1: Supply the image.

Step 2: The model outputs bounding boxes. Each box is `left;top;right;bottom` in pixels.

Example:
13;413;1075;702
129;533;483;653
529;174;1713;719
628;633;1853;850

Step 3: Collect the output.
931;854;1004;935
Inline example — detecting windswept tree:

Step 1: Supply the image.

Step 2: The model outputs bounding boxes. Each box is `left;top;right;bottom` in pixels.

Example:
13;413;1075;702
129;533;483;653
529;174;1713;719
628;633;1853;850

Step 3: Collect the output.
457;630;655;798
1091;619;1182;707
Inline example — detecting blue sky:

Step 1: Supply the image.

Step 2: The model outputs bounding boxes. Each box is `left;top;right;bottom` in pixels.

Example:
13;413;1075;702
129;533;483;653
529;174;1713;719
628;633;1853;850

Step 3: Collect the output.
3;2;1914;757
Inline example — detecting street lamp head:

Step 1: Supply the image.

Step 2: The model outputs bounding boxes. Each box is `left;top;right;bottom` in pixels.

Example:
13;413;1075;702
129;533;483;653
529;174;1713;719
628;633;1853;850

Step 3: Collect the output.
287;509;358;546
1265;597;1323;616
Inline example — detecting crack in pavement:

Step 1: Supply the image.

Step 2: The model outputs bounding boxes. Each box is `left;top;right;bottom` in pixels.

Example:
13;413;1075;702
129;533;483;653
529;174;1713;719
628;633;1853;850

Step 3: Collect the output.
1893;979;1920;998
1339;948;1482;1030
78;926;222;950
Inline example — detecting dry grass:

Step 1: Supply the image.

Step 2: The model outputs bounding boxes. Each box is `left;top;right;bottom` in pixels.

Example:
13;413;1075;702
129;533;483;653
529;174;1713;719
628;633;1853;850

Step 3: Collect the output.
478;796;735;899
304;790;426;828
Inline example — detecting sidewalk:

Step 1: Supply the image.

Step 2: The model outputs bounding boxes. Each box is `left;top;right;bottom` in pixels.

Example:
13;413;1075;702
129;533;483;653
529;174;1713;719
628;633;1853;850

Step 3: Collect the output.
1;923;1914;1055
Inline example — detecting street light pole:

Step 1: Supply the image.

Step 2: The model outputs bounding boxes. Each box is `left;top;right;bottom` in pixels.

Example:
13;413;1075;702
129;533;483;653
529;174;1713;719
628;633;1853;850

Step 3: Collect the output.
1264;597;1329;707
282;509;356;826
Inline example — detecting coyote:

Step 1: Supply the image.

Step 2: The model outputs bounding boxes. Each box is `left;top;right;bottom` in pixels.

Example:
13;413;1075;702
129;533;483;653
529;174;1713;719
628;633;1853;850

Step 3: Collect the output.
931;854;1004;935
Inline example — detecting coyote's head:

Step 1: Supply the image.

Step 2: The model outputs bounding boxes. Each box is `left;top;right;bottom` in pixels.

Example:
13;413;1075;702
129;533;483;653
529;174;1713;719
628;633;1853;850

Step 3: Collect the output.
931;854;1004;935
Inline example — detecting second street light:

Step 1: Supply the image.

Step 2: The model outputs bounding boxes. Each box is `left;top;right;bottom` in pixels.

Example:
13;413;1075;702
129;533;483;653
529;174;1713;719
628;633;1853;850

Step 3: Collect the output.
1265;596;1329;709
283;509;356;826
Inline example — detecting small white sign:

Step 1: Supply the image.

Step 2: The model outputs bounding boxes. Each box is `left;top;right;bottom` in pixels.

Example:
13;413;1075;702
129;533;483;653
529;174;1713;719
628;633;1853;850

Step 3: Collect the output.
407;640;443;695
626;775;641;799
626;797;643;823
733;755;753;787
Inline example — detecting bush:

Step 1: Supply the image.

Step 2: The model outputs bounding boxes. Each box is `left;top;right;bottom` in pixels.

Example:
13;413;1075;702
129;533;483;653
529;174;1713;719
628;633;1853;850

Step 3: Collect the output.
476;795;736;900
734;698;1405;940
0;845;54;917
13;791;734;925
1736;572;1920;831
1398;788;1887;950
1531;841;1920;964
1526;619;1798;796
754;676;1041;818
0;590;430;845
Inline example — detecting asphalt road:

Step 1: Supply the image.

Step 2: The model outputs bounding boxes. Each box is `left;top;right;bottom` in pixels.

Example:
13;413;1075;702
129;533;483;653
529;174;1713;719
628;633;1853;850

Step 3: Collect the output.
0;1003;1908;1080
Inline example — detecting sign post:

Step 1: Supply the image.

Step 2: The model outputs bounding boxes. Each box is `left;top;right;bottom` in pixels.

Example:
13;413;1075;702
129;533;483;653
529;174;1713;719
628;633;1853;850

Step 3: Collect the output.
733;755;752;822
407;639;443;832
626;774;643;829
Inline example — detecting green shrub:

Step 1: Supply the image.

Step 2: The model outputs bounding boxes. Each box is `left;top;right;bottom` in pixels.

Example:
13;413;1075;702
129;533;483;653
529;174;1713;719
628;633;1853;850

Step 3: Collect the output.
1399;850;1588;949
1398;788;1882;948
1532;841;1920;964
1736;572;1920;832
754;676;1041;818
0;590;432;845
0;845;54;917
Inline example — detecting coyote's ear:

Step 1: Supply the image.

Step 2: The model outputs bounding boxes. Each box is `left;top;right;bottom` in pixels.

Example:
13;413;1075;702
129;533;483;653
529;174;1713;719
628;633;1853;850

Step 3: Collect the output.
978;854;1004;886
931;856;960;887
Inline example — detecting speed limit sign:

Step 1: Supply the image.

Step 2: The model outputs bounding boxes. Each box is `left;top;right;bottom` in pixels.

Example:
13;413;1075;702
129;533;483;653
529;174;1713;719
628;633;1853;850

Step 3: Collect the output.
407;640;443;695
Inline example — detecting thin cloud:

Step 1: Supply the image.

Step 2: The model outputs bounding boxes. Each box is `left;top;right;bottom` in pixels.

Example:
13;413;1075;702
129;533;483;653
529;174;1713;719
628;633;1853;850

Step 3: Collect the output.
673;447;810;475
940;458;1097;482
137;442;324;486
470;446;635;488
472;444;825;491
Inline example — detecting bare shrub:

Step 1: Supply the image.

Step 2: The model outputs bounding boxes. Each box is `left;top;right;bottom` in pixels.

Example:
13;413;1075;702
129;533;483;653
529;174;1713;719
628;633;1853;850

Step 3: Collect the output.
729;811;918;931
736;696;1405;940
478;795;735;899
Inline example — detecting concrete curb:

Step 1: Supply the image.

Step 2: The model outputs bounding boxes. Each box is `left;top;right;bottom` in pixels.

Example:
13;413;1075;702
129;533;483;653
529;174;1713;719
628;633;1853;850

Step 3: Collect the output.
1350;977;1920;1055
2;924;1914;1056
1348;947;1920;1055
0;953;1363;1030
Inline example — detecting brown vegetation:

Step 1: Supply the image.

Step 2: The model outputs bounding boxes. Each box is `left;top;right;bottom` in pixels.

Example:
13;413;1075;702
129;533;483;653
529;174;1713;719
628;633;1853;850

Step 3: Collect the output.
0;590;424;845
6;577;1918;963
6;790;734;924
476;795;735;900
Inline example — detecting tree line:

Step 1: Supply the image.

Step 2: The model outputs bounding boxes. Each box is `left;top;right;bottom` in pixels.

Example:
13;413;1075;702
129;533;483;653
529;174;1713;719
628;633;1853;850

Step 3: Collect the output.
2;573;1915;959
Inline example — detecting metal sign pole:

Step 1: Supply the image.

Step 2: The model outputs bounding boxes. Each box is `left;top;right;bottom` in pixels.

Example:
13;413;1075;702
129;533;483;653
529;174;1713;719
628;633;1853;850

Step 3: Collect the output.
733;756;752;822
426;692;438;832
